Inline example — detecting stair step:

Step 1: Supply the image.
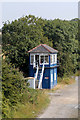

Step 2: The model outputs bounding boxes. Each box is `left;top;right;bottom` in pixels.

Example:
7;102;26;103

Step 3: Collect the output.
34;63;44;89
37;69;42;80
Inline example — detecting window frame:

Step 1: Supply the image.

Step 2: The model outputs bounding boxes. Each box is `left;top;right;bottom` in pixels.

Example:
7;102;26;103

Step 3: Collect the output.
45;55;49;64
30;54;49;65
40;54;49;65
53;54;57;64
30;54;35;65
51;54;57;64
50;54;53;64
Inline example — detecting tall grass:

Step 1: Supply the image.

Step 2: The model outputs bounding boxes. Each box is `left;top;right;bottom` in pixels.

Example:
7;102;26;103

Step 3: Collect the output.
7;89;49;118
57;76;75;85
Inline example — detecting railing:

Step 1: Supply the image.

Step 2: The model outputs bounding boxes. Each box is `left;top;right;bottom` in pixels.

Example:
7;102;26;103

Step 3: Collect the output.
33;62;39;68
38;62;45;89
33;63;39;89
33;62;36;68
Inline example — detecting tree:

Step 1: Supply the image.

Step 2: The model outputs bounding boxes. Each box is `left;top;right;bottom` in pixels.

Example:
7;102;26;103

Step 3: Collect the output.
2;15;79;77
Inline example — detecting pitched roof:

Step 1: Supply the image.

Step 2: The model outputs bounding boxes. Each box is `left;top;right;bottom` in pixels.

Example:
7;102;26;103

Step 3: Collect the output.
28;44;58;53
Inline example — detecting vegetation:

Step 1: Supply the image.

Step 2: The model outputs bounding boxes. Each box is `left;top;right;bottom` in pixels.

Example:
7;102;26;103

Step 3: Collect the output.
57;76;75;85
2;15;79;118
2;61;49;118
2;15;79;77
75;70;80;76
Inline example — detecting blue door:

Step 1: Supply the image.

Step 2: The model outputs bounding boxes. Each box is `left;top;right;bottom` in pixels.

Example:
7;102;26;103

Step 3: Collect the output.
42;77;50;89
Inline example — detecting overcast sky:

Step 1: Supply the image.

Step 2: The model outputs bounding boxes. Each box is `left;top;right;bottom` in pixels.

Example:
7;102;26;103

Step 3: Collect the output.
0;1;78;28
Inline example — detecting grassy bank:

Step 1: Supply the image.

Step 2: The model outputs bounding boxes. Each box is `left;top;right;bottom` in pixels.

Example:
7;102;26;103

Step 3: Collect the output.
2;61;76;118
57;76;75;85
2;75;75;118
4;88;49;118
42;75;76;94
9;75;76;118
53;76;75;90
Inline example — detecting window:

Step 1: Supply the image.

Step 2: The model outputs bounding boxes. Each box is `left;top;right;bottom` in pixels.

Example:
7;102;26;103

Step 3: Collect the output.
53;55;55;63
50;55;53;64
30;55;34;64
45;56;49;63
40;56;44;64
55;54;57;63
53;54;57;64
35;55;39;64
40;55;49;64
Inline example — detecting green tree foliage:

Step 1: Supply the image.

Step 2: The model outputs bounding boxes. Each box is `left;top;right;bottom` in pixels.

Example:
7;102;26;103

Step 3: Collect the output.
2;15;79;77
2;61;25;117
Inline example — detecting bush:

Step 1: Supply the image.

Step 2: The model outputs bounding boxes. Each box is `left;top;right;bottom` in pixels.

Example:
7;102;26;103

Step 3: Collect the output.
2;61;26;118
2;61;49;118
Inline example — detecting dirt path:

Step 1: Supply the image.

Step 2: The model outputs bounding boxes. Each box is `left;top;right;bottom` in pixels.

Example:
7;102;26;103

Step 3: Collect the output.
38;77;78;118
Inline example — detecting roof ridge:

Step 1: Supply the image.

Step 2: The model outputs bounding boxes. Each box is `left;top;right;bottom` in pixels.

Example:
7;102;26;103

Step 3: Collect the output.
41;44;51;53
28;44;58;53
28;44;42;53
43;44;58;52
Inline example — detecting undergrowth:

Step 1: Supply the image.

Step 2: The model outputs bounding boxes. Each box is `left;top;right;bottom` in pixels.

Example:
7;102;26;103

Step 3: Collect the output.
75;70;80;76
57;76;75;85
2;61;49;118
13;89;49;118
2;60;77;118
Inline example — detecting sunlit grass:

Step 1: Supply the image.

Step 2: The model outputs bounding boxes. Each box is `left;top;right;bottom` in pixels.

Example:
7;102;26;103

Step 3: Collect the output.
57;76;75;85
11;89;50;118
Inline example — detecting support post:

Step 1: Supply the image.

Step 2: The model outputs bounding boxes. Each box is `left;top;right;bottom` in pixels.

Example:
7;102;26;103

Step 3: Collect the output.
33;63;38;89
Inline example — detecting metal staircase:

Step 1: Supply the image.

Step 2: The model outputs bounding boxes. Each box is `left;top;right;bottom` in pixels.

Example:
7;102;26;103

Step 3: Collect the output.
38;63;44;89
37;69;42;80
34;63;45;89
33;64;39;89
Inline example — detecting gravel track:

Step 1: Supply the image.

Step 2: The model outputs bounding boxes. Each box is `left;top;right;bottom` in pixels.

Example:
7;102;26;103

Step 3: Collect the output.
38;77;78;118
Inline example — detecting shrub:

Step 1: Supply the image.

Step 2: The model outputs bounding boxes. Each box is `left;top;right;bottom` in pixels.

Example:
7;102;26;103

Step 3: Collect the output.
2;61;26;117
2;61;49;118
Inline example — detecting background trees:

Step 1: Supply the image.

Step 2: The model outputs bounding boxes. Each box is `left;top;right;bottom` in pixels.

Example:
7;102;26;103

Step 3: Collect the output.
2;15;79;77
